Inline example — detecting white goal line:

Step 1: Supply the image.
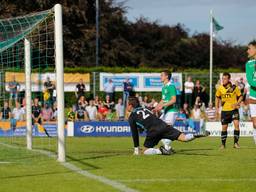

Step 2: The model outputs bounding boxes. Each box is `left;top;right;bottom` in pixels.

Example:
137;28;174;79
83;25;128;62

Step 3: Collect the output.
0;142;138;192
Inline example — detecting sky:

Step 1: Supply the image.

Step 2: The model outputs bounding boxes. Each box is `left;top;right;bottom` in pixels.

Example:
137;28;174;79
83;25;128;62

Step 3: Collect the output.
115;0;256;45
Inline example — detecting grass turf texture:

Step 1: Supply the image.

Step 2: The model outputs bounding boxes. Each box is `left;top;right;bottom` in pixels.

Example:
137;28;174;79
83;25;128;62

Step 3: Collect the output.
0;137;255;192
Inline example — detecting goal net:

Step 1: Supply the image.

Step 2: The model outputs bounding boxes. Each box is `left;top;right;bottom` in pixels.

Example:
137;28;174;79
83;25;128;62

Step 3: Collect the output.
0;4;65;162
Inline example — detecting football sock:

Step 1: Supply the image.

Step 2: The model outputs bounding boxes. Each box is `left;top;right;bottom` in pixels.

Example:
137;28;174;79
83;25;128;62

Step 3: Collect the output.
253;128;256;144
184;133;195;141
144;148;162;155
221;131;227;146
234;130;240;144
44;128;51;137
161;139;171;150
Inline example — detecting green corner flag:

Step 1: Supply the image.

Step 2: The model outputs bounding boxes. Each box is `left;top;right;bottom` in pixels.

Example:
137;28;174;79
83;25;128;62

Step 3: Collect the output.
212;17;224;31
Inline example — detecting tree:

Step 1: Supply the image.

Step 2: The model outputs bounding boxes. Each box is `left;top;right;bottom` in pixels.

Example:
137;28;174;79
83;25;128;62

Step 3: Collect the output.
0;0;247;69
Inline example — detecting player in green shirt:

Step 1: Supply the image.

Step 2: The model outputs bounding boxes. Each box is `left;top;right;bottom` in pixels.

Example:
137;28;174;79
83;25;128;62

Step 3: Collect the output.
246;40;256;144
154;70;178;150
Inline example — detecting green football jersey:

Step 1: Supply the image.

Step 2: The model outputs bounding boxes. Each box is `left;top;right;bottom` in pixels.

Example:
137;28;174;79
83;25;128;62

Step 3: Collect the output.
246;59;256;99
162;82;178;113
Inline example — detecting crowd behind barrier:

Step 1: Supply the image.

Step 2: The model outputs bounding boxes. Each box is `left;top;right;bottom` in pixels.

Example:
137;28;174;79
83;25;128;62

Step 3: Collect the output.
0;75;251;133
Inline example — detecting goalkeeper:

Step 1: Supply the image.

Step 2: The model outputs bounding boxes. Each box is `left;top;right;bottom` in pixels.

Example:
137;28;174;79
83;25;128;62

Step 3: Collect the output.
128;97;210;155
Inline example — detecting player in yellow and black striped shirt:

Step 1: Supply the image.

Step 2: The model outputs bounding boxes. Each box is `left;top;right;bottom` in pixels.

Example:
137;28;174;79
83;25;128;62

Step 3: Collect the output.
215;72;243;149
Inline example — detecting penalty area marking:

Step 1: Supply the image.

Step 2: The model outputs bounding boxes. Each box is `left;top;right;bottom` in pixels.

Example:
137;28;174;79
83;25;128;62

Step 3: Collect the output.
119;178;256;183
0;142;138;192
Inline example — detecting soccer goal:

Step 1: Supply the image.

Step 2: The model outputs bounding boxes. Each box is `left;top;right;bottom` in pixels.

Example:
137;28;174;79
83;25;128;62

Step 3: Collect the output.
0;4;65;162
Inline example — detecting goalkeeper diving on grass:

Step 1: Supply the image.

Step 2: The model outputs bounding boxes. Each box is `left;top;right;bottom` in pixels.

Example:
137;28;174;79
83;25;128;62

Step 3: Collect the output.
128;97;210;155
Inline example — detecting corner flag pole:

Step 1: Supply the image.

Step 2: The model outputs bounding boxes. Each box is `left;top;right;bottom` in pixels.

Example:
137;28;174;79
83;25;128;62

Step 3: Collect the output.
209;10;213;104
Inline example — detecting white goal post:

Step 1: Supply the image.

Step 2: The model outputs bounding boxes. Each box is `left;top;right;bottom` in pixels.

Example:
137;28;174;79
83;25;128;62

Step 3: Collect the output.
0;4;65;162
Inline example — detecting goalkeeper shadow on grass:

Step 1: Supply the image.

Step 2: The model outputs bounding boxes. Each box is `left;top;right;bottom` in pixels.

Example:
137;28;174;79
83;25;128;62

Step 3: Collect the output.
65;150;130;170
0;169;73;180
174;148;216;156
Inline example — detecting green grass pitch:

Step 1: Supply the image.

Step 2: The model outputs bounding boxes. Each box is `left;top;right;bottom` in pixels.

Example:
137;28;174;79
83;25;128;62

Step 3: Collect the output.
0;137;255;192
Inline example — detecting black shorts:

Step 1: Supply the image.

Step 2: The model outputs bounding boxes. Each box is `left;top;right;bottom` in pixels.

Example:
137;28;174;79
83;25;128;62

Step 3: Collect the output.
221;109;239;125
32;117;42;125
144;125;182;148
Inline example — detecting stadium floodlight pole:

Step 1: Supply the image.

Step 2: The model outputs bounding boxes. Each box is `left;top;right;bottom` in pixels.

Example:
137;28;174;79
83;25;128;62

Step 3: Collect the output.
209;10;213;104
93;0;100;98
96;0;99;67
25;38;32;150
54;4;65;162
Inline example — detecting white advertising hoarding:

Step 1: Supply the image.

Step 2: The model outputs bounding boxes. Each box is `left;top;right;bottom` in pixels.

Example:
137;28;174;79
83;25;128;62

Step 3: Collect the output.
206;122;253;137
100;73;182;92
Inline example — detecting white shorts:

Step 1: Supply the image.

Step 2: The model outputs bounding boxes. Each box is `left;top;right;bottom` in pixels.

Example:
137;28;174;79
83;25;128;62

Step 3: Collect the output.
249;104;256;117
160;111;178;125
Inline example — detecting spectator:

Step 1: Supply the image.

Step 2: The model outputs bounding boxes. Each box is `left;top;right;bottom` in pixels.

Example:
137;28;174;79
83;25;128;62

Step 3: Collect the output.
141;95;150;108
43;88;51;105
41;103;53;122
115;98;125;121
182;103;190;118
75;104;88;121
123;78;133;109
32;98;42;125
0;101;11;120
103;95;115;109
67;105;76;121
245;82;250;101
135;93;143;103
94;95;100;109
52;101;58;121
190;104;205;131
18;88;25;105
176;108;188;122
44;76;54;105
21;98;26;114
8;75;20;107
11;102;25;131
97;102;108;121
32;98;50;137
239;101;249;121
103;79;115;102
77;95;88;108
106;108;115;121
52;85;57;103
138;95;143;106
86;100;98;121
184;76;194;109
194;80;205;104
205;102;216;122
237;77;246;101
172;77;182;109
195;96;203;109
149;98;158;110
75;78;86;99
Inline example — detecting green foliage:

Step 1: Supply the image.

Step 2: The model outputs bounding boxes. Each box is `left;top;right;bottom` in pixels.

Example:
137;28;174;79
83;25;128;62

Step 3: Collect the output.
5;66;243;73
0;0;248;70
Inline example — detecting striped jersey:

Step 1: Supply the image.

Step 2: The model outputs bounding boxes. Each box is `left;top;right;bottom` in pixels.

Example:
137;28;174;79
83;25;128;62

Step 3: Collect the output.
215;83;241;111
